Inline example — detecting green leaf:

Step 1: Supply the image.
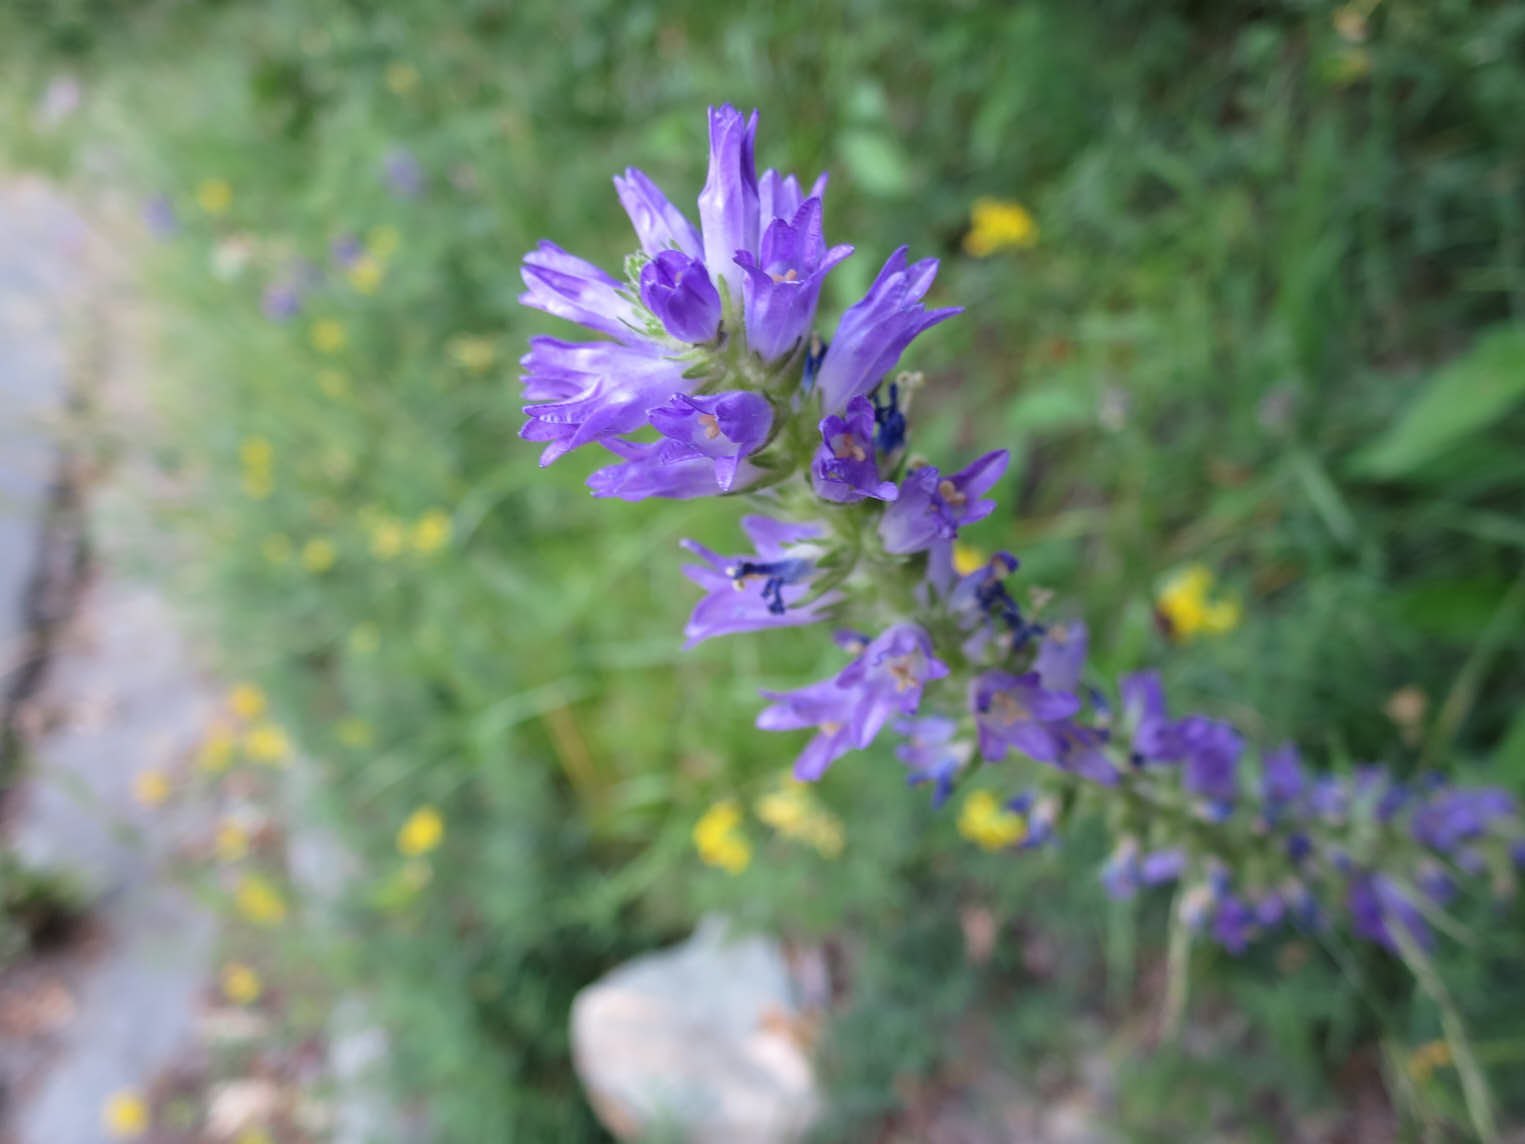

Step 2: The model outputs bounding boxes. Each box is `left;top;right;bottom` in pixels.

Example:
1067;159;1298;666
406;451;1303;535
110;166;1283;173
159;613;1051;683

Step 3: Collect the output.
1352;326;1525;479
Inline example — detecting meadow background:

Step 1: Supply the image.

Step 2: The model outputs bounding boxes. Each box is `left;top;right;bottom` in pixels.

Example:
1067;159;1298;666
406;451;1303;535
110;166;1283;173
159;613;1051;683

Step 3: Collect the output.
4;0;1525;1138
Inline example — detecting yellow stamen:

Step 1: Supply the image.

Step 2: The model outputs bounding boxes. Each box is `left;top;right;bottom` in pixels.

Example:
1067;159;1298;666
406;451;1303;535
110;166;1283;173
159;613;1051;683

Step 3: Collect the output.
832;433;867;463
698;413;722;440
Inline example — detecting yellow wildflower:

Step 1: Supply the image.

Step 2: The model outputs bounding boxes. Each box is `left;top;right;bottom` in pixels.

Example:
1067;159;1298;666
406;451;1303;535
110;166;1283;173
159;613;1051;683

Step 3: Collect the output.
230;683;267;720
310;318;347;355
196;178;233;216
1408;1039;1451;1081
368;224;401;260
410;510;453;555
397;806;444;856
234;875;287;926
1156;564;1242;643
244;722;291;765
369;517;405;559
261;533;292;565
963;197;1038;257
348;622;381;655
755;778;845;859
301;537;337;573
316;368;351;400
102;1090;149;1139
386;62;420;95
235;1130;275;1144
336;717;374;748
957;790;1027;852
132;768;171;809
952;543;986;577
198;723;236;771
215;820;250;862
238;436;273;470
346;254;384;294
448;335;497;373
221;962;262;1005
693;799;751;874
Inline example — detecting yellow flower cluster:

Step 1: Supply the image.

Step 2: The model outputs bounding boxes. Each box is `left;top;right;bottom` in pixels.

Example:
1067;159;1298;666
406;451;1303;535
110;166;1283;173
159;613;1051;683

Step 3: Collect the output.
397;806;444;856
1155;564;1241;643
239;435;274;500
196;177;233;216
235;874;288;926
221;962;262;1005
310;318;348;355
367;509;453;559
386;62;420;96
102;1090;149;1139
1407;1039;1452;1081
754;777;844;858
963;197;1038;257
693;799;751;874
132;768;171;808
449;335;498;374
957;790;1027;852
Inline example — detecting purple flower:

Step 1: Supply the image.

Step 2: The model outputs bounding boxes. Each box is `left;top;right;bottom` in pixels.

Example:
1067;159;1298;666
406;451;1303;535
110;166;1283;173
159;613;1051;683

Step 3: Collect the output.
639;251;722;344
697;104;759;302
813;247;962;413
261;281;302;321
585;438;763;501
1052;721;1120;786
879;451;1008;555
759;623;949;780
894;717;967;807
733;196;853;361
1120;670;1180;763
1348;874;1431;952
645;391;773;492
969;671;1081;763
1211;896;1258;955
1102;838;1141;899
520;241;643;340
1411;787;1516;853
1260;743;1304;816
519;337;688;466
331;233;363;268
812;396;898;503
1177;716;1243;808
614;167;703;259
383;147;424;197
143;195;177;238
1141;849;1187;885
679;516;838;646
1034;621;1088;694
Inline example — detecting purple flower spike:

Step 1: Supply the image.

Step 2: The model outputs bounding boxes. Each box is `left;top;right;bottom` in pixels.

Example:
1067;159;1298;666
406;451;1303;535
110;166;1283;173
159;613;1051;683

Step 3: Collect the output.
759;168;828;228
894;717;967;807
759;623;948;780
969;671;1081;763
648;391;773;491
1411;787;1516;853
519;337;688;465
143;195;177;238
679;517;838;646
640;250;722;344
1034;621;1088;694
814;247;962;413
614;167;703;259
1211;896;1257;955
879;451;1009;555
812;396;899;503
733;197;853;361
1053;722;1120;786
698;104;760;303
1141;848;1187;885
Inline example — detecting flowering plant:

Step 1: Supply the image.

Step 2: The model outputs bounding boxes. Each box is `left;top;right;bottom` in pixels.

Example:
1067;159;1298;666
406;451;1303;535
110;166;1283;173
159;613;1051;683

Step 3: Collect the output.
520;105;1521;1137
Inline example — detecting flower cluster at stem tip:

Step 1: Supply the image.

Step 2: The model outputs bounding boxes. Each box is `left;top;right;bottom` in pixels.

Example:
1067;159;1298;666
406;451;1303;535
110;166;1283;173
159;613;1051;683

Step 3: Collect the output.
518;105;1523;959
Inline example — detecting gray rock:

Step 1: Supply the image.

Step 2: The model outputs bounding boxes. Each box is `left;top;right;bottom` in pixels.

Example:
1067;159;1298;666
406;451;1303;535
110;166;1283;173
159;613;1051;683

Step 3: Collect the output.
571;916;819;1143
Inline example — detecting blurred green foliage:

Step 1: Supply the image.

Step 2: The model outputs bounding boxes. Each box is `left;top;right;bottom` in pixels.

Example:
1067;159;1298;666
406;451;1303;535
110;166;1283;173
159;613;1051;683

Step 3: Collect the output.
4;0;1525;1138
